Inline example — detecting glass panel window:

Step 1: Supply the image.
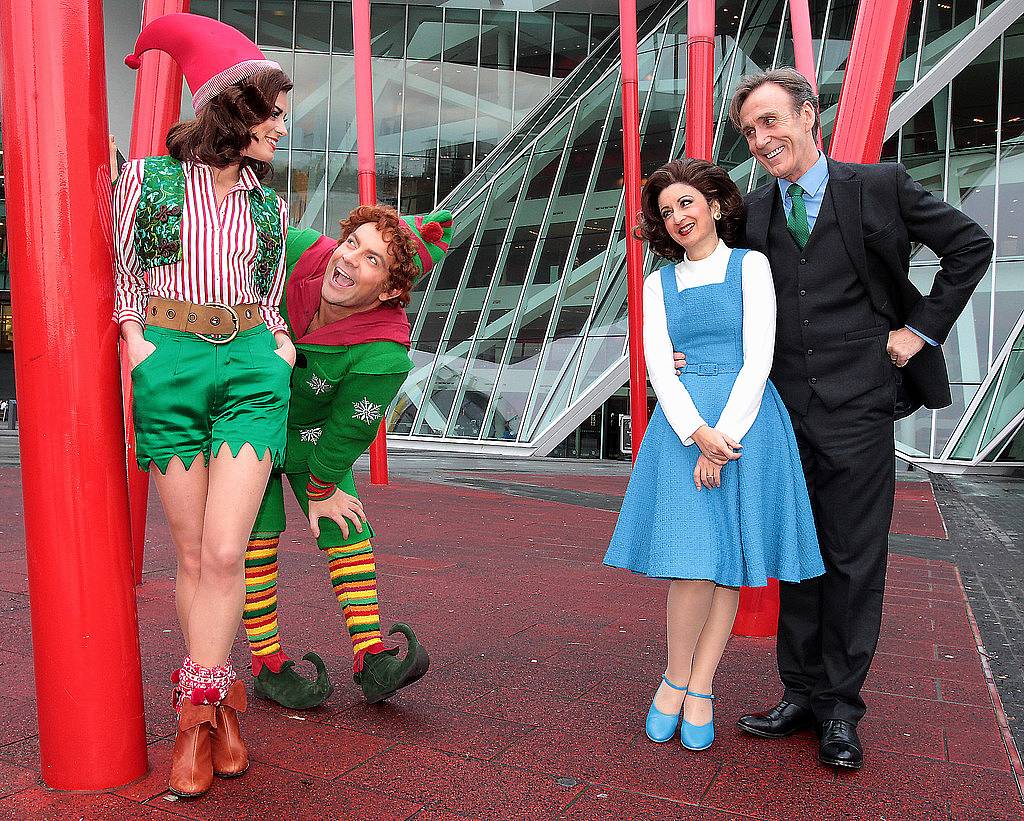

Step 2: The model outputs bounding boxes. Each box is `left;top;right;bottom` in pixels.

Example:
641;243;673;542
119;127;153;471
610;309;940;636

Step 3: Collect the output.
258;1;293;49
329;54;357;153
332;1;353;54
222;0;256;41
372;57;405;156
289;150;329;232
994;262;1024;358
290;52;331;151
950;42;999;150
444;9;480;65
517;13;553;77
295;1;332;52
326;152;359;229
407;7;443;61
439;60;480;201
191;0;218;19
401;59;441;158
552;13;590;79
370;4;406;58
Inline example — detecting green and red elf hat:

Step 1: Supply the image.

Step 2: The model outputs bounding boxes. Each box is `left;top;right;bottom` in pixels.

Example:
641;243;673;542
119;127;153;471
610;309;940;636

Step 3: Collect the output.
398;210;453;276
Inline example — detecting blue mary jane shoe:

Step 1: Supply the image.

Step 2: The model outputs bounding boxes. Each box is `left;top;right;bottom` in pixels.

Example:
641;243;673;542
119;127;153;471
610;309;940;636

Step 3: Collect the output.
645;675;687;743
680;691;716;751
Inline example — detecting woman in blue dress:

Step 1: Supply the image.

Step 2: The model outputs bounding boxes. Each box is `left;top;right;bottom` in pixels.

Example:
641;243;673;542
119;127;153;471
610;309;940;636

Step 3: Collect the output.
604;159;824;751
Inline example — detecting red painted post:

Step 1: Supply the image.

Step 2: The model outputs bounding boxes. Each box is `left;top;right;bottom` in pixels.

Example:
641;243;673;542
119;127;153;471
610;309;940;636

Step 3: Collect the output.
788;0;823;150
620;0;647;458
829;0;914;162
352;0;389;485
685;0;715;160
0;0;148;789
123;0;190;585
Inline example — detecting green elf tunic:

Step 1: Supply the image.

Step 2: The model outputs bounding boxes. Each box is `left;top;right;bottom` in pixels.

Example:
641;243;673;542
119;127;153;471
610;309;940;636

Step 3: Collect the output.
251;227;413;547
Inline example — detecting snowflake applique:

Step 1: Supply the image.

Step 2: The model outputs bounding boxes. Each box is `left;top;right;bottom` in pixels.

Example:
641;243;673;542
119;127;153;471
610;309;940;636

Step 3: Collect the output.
300;427;323;444
307;374;332;395
352;398;382;425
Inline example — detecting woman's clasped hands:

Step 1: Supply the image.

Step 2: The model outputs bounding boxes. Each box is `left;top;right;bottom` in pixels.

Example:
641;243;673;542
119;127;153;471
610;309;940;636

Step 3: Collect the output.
691;425;742;490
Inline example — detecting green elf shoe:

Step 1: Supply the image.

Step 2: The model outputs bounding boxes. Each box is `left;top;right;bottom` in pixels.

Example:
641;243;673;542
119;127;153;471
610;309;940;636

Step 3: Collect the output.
353;623;431;705
252;651;333;710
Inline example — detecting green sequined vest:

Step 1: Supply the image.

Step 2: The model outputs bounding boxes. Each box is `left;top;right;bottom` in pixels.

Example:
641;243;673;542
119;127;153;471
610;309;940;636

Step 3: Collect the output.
133;156;283;297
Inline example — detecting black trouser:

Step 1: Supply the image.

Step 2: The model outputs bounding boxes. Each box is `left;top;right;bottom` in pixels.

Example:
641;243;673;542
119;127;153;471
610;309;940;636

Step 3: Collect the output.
778;382;895;724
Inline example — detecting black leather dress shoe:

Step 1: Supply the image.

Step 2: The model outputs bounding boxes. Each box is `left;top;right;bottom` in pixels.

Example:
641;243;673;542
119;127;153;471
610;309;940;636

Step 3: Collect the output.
818;719;863;769
737;700;815;738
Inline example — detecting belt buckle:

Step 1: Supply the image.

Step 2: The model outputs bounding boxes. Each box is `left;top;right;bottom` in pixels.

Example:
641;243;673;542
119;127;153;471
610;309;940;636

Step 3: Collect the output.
697;363;718;376
196;302;239;345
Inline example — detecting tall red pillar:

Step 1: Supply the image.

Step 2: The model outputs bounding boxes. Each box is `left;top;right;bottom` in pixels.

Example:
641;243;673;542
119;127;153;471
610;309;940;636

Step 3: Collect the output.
620;0;647;458
0;0;148;789
352;0;389;485
124;0;190;585
685;0;716;160
829;0;915;162
788;0;823;150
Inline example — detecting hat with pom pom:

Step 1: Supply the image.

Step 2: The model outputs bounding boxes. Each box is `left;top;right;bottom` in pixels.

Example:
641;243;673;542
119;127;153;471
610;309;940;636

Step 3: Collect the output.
398;210;453;275
124;13;281;112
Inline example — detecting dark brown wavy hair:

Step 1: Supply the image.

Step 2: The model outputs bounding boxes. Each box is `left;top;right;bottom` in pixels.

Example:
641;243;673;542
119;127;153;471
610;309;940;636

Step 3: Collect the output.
637;159;745;261
338;205;420;308
166;69;293;180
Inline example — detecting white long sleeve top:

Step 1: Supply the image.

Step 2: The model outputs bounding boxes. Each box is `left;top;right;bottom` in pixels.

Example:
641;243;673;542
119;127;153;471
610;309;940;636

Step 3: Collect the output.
643;241;777;446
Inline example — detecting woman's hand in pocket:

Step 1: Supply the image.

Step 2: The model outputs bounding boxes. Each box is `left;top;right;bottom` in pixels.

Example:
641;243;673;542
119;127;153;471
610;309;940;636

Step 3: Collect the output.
121;321;156;370
273;332;296;367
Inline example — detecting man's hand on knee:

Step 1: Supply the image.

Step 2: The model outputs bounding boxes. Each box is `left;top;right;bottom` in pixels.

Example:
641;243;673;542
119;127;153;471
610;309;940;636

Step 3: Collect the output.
308;491;366;540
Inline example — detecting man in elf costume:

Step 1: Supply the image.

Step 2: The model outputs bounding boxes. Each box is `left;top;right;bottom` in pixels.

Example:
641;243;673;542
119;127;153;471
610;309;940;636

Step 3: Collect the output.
241;204;450;708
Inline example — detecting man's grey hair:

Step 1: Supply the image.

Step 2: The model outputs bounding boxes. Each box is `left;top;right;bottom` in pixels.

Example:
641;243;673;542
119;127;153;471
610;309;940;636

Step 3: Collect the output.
728;67;820;141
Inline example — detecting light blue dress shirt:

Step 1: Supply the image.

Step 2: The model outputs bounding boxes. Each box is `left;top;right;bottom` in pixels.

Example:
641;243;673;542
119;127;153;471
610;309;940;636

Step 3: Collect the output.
778;151;937;347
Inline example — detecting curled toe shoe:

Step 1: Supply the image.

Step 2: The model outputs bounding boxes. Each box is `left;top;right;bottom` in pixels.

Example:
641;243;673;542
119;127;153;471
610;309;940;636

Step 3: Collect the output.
645;674;687;743
680;691;716;751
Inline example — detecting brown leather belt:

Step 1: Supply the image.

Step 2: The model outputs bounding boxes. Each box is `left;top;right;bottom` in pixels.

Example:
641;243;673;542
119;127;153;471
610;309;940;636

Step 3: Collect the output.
145;298;262;344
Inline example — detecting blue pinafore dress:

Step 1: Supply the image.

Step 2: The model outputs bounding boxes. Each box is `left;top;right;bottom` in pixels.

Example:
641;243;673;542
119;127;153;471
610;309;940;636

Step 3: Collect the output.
604;249;824;587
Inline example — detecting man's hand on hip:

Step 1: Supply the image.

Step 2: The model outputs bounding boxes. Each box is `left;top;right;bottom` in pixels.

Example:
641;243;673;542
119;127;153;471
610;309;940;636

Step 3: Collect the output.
887;327;926;368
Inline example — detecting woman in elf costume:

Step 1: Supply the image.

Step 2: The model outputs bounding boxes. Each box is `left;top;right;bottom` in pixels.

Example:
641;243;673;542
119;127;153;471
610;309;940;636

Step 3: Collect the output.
115;14;294;798
242;205;451;708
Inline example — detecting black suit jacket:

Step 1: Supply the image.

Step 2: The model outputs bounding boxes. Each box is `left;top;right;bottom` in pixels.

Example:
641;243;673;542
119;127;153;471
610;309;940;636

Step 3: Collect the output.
742;158;994;415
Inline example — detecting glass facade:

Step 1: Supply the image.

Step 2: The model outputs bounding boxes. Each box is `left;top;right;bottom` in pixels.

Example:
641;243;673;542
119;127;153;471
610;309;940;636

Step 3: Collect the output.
392;0;1024;466
192;0;615;228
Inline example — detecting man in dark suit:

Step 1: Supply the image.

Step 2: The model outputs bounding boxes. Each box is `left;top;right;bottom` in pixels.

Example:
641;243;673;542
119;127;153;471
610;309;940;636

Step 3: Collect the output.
696;68;992;769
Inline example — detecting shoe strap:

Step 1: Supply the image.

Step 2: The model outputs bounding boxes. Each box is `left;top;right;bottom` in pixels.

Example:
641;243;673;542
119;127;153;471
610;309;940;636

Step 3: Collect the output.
687;691;715;700
660;674;687;692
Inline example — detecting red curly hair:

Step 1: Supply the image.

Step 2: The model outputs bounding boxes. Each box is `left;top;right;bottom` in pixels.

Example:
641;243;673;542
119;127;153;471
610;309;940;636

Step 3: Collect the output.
337;205;419;308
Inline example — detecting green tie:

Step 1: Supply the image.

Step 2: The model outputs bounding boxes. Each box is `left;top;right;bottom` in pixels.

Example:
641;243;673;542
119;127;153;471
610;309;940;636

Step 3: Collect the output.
787;183;810;249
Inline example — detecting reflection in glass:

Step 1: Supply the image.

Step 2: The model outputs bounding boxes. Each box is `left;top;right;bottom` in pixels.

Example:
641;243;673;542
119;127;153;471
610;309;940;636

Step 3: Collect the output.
258;1;293;49
289;150;328;231
290;53;331;151
295;1;331;52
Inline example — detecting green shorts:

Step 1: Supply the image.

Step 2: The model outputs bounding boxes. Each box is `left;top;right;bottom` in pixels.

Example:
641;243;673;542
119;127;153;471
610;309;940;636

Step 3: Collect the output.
131;324;291;473
251;470;376;550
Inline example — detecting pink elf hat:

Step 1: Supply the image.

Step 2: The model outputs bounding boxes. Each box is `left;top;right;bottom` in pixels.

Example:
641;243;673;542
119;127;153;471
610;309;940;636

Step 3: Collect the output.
124;13;282;112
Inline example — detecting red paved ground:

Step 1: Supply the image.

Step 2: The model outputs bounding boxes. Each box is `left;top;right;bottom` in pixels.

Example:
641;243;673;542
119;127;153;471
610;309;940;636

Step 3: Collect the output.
0;467;1021;819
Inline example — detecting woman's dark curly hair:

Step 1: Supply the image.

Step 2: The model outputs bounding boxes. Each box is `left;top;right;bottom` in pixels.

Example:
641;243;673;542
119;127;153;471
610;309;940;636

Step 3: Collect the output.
637;159;745;261
166;69;293;180
338;205;420;308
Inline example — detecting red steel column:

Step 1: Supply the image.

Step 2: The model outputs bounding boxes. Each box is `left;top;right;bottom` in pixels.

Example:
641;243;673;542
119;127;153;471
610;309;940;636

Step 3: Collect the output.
0;0;148;788
124;0;190;585
352;0;389;485
685;0;715;160
620;0;647;458
829;0;914;162
788;0;823;150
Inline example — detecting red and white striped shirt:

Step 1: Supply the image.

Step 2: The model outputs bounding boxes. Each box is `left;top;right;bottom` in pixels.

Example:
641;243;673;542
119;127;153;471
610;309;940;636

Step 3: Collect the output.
113;160;289;334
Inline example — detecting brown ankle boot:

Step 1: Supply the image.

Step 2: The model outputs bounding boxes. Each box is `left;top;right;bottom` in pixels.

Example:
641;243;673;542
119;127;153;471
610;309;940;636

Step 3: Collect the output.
210;681;249;778
169;701;216;798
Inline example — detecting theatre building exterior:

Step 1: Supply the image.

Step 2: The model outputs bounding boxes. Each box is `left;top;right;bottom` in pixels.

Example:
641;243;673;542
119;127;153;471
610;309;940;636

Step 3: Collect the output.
15;0;1024;470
